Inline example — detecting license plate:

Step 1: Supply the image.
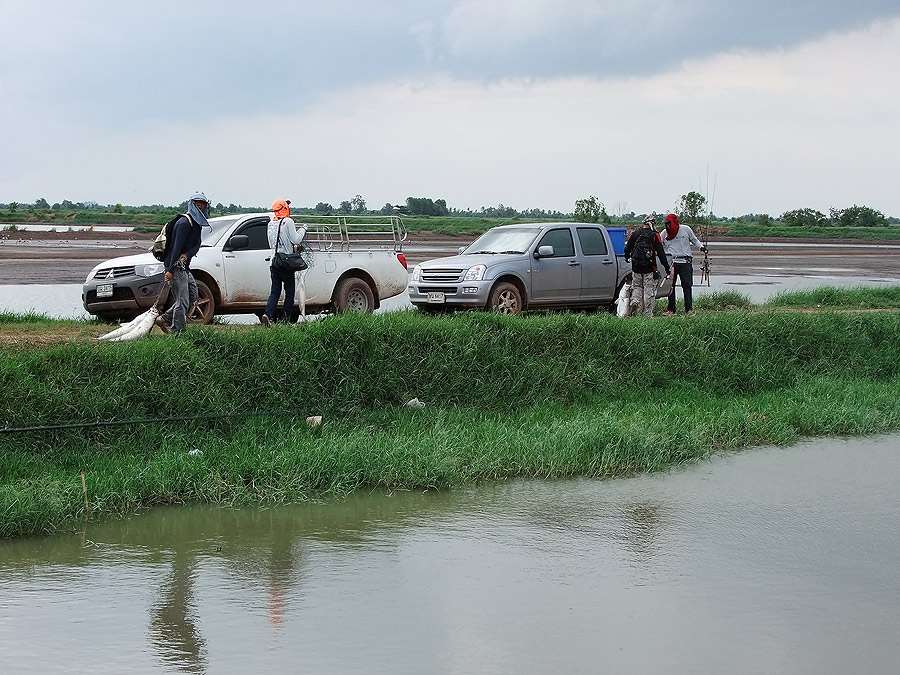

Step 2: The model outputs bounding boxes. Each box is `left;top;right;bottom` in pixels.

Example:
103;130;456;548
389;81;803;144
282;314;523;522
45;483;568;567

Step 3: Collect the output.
427;292;445;304
97;283;114;298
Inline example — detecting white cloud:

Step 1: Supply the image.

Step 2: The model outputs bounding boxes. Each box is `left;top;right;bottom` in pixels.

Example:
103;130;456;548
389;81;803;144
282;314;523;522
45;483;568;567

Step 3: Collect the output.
1;12;898;216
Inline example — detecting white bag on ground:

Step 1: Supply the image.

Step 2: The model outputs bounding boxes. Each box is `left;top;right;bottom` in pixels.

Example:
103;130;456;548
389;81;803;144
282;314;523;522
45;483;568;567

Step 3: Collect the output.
616;282;633;317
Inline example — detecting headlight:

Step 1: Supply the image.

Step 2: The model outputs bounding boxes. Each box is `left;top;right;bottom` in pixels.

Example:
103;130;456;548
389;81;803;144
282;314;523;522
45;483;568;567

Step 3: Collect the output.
411;264;422;282
85;268;100;284
463;264;486;281
140;263;165;277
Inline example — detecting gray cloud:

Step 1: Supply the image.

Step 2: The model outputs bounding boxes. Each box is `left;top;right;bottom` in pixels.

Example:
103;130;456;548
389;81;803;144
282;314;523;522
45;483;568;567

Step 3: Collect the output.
2;0;898;131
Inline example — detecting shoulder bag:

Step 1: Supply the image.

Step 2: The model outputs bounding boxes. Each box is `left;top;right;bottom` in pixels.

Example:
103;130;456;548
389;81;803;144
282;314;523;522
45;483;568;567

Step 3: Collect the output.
271;218;308;273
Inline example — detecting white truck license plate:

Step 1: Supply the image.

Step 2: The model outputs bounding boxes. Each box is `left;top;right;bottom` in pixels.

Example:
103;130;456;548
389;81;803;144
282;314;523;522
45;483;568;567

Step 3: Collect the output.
427;292;445;304
97;283;114;298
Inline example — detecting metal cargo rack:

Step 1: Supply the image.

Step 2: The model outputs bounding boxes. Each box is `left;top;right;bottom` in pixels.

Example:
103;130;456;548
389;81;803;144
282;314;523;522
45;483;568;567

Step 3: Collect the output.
297;215;407;253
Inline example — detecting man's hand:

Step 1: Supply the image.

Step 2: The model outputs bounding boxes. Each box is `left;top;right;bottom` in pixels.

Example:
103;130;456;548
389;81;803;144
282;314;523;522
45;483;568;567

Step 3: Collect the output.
164;271;172;282
700;245;708;253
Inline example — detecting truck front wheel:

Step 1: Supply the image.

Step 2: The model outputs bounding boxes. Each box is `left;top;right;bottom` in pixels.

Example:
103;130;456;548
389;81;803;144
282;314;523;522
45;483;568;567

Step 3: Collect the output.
488;282;522;315
189;279;216;324
334;277;375;314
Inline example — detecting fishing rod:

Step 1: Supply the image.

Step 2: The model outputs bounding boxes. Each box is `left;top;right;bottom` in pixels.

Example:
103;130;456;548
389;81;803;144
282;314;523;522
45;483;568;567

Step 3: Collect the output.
697;169;716;287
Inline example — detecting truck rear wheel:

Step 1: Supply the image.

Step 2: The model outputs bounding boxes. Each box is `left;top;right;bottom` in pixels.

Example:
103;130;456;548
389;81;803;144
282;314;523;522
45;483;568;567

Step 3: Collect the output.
334;277;375;314
488;282;522;315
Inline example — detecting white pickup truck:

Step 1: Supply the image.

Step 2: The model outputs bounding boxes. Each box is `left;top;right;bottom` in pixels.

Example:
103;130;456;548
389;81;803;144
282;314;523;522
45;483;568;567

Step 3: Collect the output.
82;213;409;323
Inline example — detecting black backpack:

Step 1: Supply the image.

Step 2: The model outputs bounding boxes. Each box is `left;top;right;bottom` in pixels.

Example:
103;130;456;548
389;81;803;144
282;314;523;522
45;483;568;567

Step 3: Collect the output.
631;229;656;268
151;214;185;262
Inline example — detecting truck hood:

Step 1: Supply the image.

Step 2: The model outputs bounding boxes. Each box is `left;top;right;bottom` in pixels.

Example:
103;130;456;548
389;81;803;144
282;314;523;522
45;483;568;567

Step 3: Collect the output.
85;251;160;281
419;253;527;269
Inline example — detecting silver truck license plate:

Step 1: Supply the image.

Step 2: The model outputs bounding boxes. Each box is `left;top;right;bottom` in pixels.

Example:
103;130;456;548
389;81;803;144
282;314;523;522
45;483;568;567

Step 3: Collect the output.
97;283;114;298
427;292;445;303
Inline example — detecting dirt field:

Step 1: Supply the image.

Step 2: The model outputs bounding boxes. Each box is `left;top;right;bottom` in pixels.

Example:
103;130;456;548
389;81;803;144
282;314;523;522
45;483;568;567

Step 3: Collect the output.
1;229;900;285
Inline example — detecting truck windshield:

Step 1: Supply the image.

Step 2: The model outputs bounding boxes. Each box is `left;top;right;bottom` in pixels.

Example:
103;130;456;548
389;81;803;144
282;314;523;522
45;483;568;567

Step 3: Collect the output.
200;217;241;247
464;227;541;255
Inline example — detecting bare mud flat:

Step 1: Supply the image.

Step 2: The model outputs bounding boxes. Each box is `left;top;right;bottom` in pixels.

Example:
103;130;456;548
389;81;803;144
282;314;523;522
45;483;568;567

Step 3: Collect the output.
1;229;899;285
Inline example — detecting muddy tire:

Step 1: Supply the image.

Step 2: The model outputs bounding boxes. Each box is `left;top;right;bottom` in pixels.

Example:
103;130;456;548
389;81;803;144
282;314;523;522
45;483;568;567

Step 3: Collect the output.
334;277;375;314
189;279;216;324
488;282;523;315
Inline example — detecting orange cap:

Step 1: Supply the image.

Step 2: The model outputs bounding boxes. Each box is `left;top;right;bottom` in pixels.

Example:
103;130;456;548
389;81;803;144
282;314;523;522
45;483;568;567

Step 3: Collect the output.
272;199;290;218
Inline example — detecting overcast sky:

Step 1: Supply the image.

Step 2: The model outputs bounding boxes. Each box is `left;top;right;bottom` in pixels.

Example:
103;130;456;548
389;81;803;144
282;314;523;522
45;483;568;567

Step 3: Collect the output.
2;0;898;216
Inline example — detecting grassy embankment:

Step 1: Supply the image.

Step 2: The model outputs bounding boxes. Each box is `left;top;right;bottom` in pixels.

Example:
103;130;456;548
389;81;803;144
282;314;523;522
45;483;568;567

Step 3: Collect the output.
3;287;900;538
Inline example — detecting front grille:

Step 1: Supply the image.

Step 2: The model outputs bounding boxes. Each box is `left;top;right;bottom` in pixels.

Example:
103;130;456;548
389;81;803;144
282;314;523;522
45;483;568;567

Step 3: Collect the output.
421;267;465;283
93;266;136;280
86;287;136;303
418;287;458;295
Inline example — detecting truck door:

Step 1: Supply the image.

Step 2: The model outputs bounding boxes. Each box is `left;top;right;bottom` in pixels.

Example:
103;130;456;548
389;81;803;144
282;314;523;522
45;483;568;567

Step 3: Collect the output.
576;226;618;300
529;227;581;302
220;217;273;303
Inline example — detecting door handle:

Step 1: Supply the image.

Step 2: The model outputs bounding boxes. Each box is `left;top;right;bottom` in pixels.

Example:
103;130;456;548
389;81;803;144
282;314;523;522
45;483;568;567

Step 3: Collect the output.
602;260;614;265
568;261;581;267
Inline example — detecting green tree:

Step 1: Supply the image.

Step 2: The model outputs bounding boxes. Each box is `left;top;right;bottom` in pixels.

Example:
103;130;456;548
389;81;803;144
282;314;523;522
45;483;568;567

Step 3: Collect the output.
350;195;367;214
9;202;18;211
339;200;352;214
34;197;50;210
113;203;123;214
677;191;707;223
573;196;604;223
757;214;771;227
781;208;827;228
405;197;448;216
829;204;887;228
314;202;333;214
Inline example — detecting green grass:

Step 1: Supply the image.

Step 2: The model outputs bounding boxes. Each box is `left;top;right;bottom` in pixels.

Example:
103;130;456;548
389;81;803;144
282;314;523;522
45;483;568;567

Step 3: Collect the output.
721;223;900;240
764;285;900;309
4;294;900;538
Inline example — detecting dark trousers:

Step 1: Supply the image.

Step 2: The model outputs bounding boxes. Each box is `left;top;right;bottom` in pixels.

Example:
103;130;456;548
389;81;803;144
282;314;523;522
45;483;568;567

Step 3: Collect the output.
667;261;694;313
265;267;296;321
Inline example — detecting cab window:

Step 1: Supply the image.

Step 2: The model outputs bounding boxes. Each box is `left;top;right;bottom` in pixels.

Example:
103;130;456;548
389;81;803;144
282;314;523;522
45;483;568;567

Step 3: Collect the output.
536;228;575;257
234;219;271;250
577;227;609;256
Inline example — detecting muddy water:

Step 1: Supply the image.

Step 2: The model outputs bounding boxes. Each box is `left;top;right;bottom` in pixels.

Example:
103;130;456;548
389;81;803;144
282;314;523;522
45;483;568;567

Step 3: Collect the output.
2;434;900;674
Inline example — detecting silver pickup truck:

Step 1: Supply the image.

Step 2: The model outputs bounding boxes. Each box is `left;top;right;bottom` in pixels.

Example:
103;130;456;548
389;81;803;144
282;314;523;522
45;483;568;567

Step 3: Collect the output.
410;222;662;314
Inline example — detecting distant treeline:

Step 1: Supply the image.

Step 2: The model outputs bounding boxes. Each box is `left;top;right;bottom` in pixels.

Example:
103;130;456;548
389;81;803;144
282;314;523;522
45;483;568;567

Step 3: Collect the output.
0;196;896;229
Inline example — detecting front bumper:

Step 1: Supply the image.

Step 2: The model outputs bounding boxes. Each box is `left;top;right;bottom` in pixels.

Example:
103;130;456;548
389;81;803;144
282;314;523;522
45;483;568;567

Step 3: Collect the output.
408;280;492;308
82;275;167;317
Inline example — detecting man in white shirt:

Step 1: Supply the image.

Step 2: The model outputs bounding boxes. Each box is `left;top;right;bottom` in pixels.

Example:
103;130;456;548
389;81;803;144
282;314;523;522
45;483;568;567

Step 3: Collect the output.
659;213;706;314
262;199;307;325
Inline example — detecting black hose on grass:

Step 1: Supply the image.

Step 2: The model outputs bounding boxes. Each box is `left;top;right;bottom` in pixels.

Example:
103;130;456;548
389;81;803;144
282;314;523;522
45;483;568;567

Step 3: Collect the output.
0;408;310;435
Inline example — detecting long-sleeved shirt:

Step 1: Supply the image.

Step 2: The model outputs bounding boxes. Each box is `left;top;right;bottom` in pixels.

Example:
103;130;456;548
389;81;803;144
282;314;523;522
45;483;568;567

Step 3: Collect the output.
624;227;670;275
660;224;702;263
164;215;202;272
267;217;306;254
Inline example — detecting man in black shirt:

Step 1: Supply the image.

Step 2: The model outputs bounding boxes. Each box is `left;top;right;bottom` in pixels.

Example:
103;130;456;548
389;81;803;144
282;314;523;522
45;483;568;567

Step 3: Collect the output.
623;215;671;317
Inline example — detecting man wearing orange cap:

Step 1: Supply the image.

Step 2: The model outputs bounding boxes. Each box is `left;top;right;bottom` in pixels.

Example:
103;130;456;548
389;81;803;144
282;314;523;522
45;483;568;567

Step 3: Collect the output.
262;199;307;325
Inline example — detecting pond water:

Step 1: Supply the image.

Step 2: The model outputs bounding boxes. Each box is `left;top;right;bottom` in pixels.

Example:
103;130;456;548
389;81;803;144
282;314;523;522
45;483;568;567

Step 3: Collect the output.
0;273;895;322
2;433;899;674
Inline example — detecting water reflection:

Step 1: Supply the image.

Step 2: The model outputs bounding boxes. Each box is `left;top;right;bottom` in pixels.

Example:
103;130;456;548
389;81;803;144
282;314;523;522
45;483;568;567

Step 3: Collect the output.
3;434;900;674
150;553;207;673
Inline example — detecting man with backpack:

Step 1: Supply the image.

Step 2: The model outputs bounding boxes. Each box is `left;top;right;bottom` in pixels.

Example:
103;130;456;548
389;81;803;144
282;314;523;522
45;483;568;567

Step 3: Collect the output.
156;192;210;334
623;215;671;317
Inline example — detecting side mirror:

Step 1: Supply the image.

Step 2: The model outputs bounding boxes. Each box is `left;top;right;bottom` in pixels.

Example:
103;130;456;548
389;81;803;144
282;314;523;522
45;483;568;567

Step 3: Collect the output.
534;245;555;259
458;246;467;255
224;234;250;251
